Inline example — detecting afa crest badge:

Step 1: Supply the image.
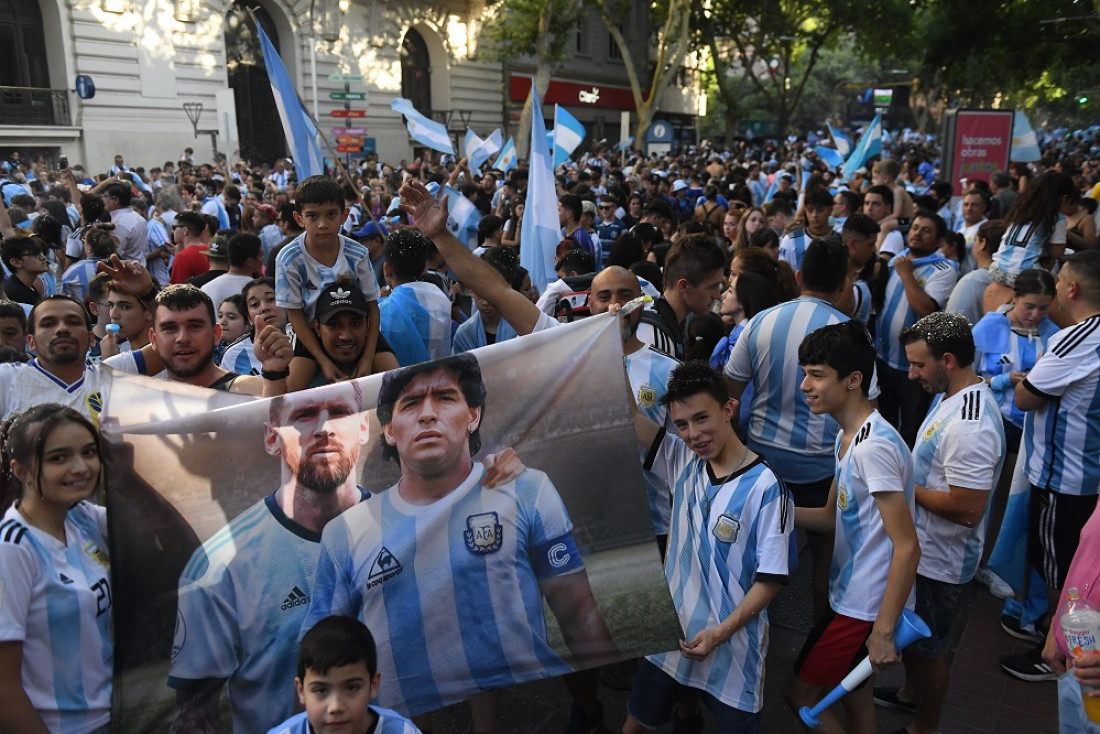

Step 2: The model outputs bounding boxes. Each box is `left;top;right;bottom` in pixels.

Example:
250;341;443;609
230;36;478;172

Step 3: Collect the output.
838;484;850;511
638;385;657;409
713;513;740;543
464;512;503;554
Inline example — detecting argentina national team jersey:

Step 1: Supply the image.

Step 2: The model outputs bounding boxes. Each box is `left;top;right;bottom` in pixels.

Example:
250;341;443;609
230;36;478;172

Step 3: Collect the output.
972;309;1059;427
778;229;811;272
912;383;1005;584
170;490;368;733
852;280;872;326
220;334;261;375
0;360;103;423
1022;315;1100;497
991;217;1067;277
267;706;421;734
0;503;112;734
626;345;680;535
725;297;859;484
304;463;582;716
875;250;958;370
644;433;794;712
830;411;916;621
274;233;380;321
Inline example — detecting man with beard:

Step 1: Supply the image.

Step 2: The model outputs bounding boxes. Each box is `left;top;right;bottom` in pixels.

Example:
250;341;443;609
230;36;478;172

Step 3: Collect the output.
104;283;291;396
168;386;373;733
0;294;103;421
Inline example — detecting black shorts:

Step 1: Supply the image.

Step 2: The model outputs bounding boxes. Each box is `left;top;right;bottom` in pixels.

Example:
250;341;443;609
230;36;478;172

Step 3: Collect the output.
908;575;965;659
291;330;393;359
786;475;832;510
1029;485;1098;589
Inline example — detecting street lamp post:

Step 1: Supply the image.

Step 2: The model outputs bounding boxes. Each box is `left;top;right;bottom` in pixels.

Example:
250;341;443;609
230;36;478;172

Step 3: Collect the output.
183;102;219;160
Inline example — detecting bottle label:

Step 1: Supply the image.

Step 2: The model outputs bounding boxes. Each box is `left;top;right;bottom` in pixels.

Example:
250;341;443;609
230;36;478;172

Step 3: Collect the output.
1065;628;1099;658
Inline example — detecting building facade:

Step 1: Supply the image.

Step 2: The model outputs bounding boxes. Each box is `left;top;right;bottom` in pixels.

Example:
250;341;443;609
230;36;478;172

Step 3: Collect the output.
0;0;700;173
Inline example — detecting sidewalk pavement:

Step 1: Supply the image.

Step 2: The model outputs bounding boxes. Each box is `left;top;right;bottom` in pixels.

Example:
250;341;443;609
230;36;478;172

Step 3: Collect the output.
428;544;1059;733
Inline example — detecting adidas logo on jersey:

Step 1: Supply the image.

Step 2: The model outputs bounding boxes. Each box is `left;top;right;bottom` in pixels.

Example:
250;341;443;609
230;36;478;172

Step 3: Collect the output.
281;586;311;610
59;573;74;585
366;547;403;589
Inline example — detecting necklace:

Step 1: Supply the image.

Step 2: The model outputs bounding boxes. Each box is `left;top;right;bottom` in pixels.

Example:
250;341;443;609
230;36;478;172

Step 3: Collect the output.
702;446;750;518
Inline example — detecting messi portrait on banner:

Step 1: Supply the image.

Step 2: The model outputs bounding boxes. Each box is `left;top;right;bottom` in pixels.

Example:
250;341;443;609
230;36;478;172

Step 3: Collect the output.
101;315;681;732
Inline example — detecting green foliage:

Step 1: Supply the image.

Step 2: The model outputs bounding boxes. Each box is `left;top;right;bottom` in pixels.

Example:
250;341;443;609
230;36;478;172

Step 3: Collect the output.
479;0;586;64
913;0;1099;122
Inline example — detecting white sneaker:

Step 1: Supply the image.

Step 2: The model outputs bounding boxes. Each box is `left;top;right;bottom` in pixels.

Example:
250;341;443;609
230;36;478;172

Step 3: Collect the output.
975;566;1014;599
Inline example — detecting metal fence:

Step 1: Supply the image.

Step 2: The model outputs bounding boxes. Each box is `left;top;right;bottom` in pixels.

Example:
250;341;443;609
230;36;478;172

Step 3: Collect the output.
0;87;71;127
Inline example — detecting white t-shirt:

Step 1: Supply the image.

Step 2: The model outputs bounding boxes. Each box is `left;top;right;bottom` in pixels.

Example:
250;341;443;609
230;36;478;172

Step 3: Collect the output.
912;383;1005;584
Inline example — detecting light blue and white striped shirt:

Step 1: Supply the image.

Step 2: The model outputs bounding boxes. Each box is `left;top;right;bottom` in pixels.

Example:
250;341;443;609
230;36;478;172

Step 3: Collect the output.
1022;315;1100;497
725;297;860;484
645;435;793;712
0;502;112;734
991;217;1067;277
267;707;421;734
627;345;681;535
274;234;380;322
874;250;958;370
61;258;107;304
169;490;369;734
304;464;583;716
912;383;1005;584
830;411;916;621
972;308;1059;427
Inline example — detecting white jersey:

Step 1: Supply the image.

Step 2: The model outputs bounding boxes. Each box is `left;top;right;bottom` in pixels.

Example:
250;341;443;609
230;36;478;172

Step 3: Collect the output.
0;360;103;423
778;229;812;272
169;490;368;734
201;273;254;313
0;503;112;734
644;435;794;712
830;411;916;621
992;217;1067;277
874;250;958;370
220;335;261;375
268;707;421;734
625;345;680;535
912;383;1005;584
304;464;582;716
878;229;905;258
274;234;380;322
1023;315;1100;496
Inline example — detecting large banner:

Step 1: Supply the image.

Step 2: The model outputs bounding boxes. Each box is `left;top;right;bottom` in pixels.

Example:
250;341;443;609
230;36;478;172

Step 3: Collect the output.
941;109;1015;196
101;315;681;732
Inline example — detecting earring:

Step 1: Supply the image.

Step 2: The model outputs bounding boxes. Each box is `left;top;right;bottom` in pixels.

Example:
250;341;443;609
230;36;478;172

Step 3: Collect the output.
847;385;854;390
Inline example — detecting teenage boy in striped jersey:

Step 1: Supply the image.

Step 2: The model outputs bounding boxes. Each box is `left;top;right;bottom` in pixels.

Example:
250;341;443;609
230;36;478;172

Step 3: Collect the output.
627;361;794;733
1002;250;1100;682
784;321;920;734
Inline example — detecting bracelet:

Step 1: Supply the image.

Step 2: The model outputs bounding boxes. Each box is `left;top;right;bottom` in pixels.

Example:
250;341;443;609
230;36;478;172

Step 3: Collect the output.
261;367;290;380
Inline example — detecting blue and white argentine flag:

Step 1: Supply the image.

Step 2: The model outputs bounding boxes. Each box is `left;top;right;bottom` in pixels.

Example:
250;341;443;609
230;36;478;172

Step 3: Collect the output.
256;22;324;180
815;146;846;171
465;128;503;172
440;184;480;249
552;105;586;168
390;98;455;154
520;85;561;292
828;124;852;159
841;112;882;179
1011;111;1041;163
493;137;517;173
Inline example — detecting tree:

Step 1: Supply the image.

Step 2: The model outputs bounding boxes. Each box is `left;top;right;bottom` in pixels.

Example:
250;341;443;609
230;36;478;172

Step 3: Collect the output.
912;0;1099;124
592;0;695;148
480;0;588;159
698;0;916;140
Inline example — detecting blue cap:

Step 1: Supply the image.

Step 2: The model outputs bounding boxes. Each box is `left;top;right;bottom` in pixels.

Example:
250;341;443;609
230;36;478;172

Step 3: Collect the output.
353;220;389;240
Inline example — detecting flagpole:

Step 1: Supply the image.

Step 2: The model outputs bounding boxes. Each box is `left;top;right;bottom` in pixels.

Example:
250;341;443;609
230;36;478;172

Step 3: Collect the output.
246;8;344;171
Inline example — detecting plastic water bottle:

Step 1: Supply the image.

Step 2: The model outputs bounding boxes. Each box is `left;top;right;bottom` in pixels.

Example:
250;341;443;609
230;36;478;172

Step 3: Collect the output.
1061;587;1100;723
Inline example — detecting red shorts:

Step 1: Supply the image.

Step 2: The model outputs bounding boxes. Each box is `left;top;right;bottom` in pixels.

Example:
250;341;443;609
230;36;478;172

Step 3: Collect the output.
793;608;874;687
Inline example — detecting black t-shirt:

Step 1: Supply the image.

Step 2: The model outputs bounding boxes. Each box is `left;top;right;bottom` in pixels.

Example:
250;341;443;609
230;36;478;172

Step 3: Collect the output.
2;276;41;306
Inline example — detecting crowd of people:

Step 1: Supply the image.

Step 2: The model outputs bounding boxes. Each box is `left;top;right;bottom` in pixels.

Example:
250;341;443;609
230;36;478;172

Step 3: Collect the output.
2;125;1100;733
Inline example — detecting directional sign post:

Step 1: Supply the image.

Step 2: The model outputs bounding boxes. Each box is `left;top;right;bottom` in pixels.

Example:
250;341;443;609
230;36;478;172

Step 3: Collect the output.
327;75;368;167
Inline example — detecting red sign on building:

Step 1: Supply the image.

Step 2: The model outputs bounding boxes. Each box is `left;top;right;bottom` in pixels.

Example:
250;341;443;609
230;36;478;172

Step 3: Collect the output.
944;110;1014;196
509;75;645;111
